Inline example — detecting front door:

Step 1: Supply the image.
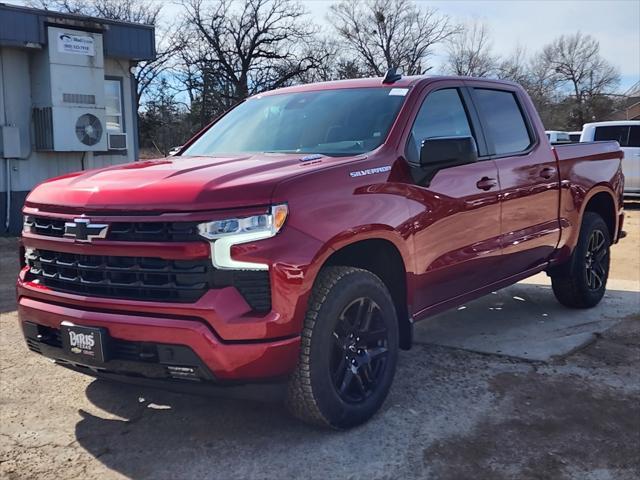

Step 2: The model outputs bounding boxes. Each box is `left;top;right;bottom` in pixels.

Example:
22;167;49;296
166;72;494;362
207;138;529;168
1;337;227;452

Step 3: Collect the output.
403;86;503;313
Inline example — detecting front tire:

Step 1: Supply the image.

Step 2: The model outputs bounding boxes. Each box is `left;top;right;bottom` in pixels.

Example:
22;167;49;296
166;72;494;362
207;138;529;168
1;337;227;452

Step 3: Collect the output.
286;266;399;429
550;212;611;308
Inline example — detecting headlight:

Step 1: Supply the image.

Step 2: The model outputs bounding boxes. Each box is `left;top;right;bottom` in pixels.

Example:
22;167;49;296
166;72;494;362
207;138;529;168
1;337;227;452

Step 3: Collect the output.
197;204;288;270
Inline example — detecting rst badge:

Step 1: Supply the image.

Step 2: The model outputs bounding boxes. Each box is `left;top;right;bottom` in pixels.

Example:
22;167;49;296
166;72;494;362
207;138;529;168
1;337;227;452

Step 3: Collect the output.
64;218;108;242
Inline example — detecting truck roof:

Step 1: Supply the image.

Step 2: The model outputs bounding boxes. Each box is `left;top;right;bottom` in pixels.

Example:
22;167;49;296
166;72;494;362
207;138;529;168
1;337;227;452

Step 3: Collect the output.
582;120;640;128
256;75;521;98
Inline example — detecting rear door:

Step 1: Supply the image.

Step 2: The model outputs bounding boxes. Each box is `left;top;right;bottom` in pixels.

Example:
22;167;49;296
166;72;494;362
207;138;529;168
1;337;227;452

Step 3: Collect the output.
468;84;561;275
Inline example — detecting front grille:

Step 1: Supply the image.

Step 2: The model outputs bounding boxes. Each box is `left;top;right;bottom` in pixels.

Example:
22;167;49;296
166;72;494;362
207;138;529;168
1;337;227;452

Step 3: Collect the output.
24;249;272;311
26;249;210;303
108;222;200;242
23;216;201;242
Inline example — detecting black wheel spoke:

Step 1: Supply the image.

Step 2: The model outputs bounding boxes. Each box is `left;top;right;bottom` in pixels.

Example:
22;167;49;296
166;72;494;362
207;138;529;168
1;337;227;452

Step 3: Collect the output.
361;362;374;385
332;331;343;349
592;270;603;289
330;295;390;404
353;298;373;331
359;327;387;344
333;355;347;383
352;371;367;395
368;346;389;362
339;368;355;394
584;228;609;292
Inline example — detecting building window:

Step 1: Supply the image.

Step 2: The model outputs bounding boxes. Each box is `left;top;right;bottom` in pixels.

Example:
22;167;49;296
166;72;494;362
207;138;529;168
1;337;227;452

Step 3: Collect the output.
105;78;124;132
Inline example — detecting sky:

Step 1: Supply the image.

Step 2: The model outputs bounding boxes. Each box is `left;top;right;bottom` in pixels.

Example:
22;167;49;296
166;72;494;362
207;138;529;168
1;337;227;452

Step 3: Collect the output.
5;0;640;92
299;0;640;92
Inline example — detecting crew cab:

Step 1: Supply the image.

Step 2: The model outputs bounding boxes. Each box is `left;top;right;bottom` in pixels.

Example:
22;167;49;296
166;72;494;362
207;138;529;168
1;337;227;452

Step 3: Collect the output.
17;74;625;429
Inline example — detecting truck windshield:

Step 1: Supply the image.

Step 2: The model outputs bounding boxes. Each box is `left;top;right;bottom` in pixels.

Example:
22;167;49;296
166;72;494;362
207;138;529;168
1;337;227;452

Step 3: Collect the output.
182;87;408;157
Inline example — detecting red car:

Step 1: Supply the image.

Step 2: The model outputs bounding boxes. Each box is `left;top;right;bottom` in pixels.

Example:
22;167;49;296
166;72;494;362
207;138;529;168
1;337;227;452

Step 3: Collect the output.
18;74;624;428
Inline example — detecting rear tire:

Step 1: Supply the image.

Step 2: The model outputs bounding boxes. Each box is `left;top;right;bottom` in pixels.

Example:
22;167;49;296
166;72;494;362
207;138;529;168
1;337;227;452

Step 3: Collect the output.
286;266;399;429
550;212;611;308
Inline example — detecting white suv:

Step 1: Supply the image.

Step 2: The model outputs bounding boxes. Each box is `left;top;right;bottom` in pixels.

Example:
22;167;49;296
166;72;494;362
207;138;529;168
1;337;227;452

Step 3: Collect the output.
581;121;640;197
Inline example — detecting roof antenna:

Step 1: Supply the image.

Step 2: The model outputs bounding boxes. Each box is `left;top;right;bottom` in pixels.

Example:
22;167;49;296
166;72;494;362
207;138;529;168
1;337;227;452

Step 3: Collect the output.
382;67;402;84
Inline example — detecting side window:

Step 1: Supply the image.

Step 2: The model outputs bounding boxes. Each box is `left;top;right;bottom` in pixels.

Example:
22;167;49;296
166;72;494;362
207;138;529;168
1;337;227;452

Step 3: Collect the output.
473;89;532;155
406;88;473;164
594;126;630;146
628;126;640;147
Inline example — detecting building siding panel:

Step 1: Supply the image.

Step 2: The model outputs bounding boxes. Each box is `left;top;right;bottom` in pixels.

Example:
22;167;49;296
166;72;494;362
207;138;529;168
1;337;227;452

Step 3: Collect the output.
0;4;155;60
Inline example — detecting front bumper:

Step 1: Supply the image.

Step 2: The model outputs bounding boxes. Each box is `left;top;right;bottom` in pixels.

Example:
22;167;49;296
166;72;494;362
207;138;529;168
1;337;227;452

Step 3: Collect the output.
18;295;300;382
17;208;325;384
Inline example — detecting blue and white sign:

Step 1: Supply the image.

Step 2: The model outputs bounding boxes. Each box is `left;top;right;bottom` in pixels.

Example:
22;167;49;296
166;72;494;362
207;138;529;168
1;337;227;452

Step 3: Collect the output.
57;33;95;56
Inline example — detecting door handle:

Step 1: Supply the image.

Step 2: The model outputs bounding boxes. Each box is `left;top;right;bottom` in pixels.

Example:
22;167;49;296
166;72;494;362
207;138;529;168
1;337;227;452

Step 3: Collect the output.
540;167;557;179
476;177;498;191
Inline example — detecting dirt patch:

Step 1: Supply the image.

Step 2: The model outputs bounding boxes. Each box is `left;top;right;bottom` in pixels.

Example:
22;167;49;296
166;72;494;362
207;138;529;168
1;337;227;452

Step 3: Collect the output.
422;320;640;480
424;371;639;479
611;203;640;284
575;315;640;367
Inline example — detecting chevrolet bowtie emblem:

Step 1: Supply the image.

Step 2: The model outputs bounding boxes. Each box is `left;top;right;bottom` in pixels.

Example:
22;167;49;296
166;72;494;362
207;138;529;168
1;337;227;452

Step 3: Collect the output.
64;218;108;242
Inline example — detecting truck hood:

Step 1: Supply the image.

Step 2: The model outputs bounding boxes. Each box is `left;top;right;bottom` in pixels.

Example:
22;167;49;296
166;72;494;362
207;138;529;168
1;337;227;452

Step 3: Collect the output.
26;154;341;212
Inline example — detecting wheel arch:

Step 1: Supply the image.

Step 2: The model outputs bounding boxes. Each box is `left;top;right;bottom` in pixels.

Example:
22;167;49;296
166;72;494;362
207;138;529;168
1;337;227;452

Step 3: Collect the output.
582;189;618;241
318;236;413;350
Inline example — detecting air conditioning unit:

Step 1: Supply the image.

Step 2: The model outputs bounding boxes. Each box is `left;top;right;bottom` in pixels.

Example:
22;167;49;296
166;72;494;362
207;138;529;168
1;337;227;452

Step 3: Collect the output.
108;133;127;150
31;26;107;152
35;107;106;151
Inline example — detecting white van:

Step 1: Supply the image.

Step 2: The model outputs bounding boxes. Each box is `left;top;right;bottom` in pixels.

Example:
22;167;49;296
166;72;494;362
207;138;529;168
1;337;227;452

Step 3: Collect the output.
581;121;640;197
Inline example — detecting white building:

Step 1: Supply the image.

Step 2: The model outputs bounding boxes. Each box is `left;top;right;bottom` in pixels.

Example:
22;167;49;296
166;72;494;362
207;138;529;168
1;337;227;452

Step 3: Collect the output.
0;4;156;234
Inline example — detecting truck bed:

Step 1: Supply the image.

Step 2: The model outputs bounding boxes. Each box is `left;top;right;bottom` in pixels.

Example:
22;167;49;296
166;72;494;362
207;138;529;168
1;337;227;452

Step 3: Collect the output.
554;141;622;162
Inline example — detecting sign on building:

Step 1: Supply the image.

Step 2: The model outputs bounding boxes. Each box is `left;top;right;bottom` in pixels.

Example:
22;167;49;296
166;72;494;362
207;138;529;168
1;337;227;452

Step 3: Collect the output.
57;33;95;56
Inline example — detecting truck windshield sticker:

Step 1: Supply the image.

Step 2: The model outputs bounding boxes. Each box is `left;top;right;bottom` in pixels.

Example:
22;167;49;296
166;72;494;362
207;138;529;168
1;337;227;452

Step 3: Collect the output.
350;165;392;178
389;88;408;96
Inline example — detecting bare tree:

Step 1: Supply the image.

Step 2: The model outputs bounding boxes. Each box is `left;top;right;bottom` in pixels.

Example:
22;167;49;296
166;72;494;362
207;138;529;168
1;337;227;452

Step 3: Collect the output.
540;32;620;127
446;20;496;77
495;45;529;83
329;0;459;76
29;0;160;22
179;0;326;105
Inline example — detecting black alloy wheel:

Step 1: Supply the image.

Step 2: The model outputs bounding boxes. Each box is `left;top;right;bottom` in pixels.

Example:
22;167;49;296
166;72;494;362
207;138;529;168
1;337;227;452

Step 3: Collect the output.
330;297;390;404
286;266;399;429
584;229;608;291
550;212;611;309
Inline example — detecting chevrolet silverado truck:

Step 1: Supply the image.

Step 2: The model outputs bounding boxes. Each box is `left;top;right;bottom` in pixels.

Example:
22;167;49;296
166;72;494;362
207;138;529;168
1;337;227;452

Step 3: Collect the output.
18;74;625;429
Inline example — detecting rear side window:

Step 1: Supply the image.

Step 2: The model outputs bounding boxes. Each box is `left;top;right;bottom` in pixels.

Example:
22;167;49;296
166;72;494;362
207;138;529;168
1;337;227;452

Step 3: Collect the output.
594;126;630;146
406;88;473;163
473;89;532;155
629;126;640;147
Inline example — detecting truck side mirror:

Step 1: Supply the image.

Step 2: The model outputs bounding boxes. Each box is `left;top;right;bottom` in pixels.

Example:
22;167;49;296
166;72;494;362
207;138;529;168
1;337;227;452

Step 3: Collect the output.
411;136;478;186
419;136;478;168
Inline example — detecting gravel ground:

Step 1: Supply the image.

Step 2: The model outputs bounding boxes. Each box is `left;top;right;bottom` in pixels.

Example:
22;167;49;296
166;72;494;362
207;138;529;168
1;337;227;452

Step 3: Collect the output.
1;207;638;480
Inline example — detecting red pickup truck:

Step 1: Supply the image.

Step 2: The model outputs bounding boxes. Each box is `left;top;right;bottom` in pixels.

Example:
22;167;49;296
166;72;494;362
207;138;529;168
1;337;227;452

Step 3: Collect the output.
18;74;624;429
